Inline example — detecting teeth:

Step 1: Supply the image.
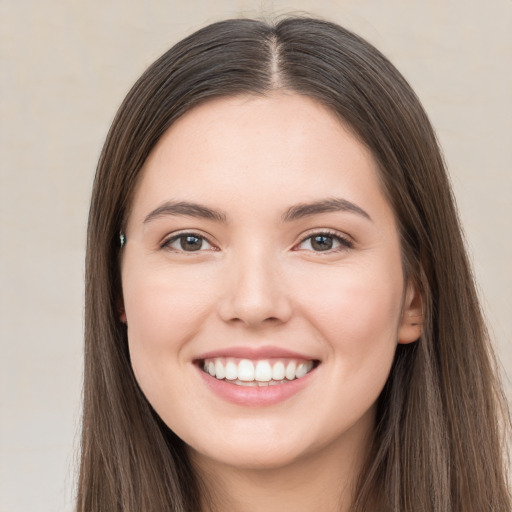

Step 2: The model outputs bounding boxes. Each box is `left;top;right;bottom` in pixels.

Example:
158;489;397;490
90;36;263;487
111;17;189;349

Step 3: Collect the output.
238;359;255;381
255;361;272;381
225;361;238;381
272;361;285;380
296;362;310;378
224;379;291;387
215;359;226;380
285;361;296;380
200;357;316;385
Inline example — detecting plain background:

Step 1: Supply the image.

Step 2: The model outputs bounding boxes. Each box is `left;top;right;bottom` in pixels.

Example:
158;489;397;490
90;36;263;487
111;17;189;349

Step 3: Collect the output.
1;1;511;510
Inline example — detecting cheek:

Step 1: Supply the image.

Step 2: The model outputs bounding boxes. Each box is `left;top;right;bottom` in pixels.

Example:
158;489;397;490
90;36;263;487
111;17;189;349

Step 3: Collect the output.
295;262;404;360
122;267;215;380
293;265;403;427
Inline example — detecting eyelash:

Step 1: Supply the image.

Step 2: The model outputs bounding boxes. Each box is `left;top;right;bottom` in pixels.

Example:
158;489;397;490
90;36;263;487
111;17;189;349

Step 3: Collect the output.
294;229;354;253
160;229;353;254
160;232;217;253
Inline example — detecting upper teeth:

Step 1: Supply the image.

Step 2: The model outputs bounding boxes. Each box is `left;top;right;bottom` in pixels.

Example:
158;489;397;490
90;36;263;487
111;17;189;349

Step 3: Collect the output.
202;358;314;383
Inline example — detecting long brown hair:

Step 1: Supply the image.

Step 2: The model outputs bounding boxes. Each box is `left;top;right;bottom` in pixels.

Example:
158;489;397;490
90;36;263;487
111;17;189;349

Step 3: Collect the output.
78;17;510;511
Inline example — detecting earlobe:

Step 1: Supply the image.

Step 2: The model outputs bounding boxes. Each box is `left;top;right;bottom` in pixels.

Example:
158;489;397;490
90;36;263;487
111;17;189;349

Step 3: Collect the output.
398;279;423;344
118;298;127;324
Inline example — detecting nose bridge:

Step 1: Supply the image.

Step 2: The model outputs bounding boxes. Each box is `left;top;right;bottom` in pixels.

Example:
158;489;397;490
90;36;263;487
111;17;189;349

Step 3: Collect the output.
217;243;292;327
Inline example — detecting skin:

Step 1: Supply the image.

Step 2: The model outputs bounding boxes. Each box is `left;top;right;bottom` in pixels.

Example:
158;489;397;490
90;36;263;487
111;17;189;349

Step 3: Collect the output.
120;93;422;512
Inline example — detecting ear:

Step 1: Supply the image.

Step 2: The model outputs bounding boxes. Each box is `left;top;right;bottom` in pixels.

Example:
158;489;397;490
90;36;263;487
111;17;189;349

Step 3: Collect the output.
397;279;422;344
117;297;127;324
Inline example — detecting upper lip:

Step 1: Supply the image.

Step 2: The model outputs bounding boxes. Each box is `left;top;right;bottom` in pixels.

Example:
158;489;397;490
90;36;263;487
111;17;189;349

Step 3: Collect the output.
195;346;319;361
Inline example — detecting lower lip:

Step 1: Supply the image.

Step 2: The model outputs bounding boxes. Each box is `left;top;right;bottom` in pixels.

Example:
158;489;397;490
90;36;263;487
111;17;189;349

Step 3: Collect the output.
196;365;317;407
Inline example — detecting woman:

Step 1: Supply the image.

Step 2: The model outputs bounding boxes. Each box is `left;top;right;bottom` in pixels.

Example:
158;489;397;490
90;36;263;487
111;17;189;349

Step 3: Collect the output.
77;17;511;511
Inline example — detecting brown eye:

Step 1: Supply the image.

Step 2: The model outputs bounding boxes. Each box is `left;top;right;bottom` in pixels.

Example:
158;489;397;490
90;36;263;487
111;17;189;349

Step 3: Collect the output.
180;235;203;251
162;233;214;252
311;235;334;251
296;232;353;253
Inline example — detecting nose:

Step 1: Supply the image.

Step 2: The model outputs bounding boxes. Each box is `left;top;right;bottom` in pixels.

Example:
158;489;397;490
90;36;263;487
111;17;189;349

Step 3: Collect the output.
216;249;293;328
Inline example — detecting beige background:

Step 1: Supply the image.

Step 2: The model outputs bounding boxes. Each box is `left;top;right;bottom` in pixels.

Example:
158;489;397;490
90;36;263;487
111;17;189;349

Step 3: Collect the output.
1;1;510;510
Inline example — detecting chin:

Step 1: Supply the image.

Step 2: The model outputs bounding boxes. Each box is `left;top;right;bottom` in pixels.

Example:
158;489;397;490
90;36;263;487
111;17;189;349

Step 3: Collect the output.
188;440;311;472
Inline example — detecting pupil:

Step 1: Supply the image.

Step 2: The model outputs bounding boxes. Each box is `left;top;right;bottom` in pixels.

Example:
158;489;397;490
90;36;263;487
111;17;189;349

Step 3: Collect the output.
181;236;202;251
312;235;333;251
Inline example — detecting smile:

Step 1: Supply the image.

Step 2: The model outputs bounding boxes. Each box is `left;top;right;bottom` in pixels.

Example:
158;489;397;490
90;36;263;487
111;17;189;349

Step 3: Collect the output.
201;358;317;387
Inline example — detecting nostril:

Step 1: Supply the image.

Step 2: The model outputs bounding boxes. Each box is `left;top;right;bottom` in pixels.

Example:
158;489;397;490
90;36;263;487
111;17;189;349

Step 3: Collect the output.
216;270;293;327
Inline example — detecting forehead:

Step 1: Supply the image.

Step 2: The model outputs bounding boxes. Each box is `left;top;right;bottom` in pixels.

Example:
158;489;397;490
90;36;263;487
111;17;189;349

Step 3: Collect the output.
127;93;391;225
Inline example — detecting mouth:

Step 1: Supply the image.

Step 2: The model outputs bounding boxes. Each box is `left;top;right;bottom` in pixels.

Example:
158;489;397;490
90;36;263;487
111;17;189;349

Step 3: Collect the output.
197;357;320;387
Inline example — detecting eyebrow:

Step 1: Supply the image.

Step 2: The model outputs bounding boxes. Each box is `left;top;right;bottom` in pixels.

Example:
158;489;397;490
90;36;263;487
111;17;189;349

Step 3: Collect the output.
282;198;372;222
144;201;228;224
143;197;371;225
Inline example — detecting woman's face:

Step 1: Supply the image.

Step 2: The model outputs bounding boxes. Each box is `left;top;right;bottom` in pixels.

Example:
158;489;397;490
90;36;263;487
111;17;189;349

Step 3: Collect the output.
121;93;420;470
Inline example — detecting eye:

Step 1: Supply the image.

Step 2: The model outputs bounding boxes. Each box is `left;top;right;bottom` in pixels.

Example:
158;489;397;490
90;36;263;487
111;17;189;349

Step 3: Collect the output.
296;231;353;252
161;233;215;252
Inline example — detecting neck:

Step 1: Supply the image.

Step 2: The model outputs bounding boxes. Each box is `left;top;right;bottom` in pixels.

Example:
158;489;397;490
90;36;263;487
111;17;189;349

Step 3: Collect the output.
190;415;374;512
